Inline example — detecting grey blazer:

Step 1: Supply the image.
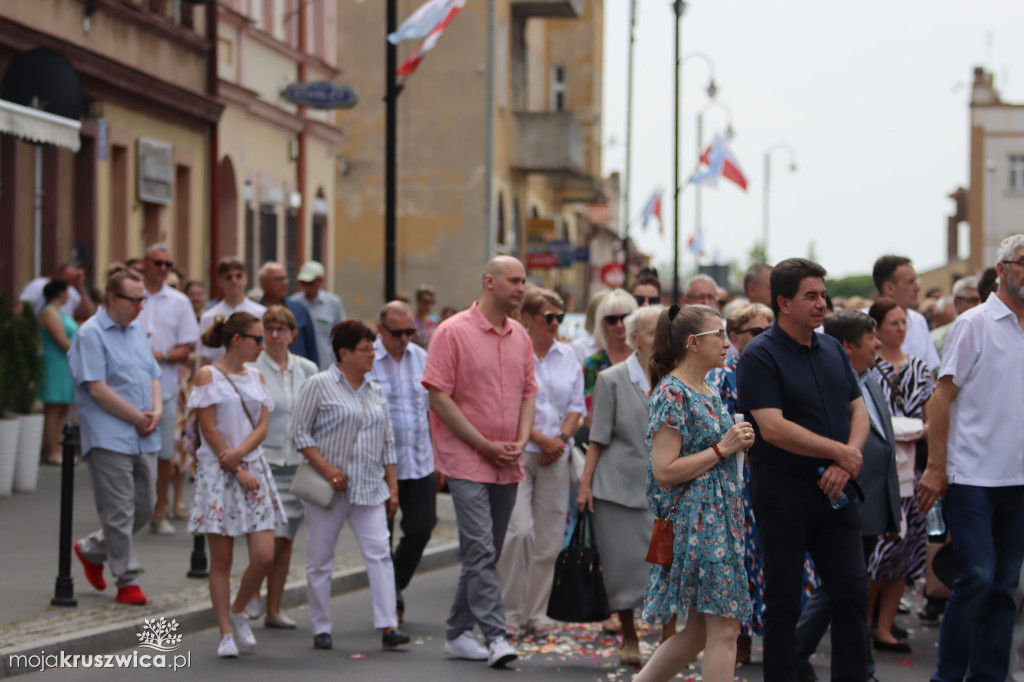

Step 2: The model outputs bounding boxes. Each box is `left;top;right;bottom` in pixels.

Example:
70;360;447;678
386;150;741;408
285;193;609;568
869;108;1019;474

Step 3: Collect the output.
855;376;901;537
589;361;651;509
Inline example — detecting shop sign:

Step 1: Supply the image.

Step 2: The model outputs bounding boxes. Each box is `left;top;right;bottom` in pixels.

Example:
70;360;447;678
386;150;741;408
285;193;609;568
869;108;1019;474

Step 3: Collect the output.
526;252;558;269
600;262;625;288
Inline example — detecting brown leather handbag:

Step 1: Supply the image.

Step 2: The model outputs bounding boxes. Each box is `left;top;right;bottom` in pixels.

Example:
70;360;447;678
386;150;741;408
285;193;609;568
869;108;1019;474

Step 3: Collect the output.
645;481;692;566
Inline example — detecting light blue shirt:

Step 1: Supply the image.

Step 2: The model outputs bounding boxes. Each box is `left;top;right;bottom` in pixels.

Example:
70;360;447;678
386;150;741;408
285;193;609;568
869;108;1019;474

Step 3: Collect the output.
68;308;161;457
367;338;433;480
858;371;885;436
291;365;397;506
289;290;346;370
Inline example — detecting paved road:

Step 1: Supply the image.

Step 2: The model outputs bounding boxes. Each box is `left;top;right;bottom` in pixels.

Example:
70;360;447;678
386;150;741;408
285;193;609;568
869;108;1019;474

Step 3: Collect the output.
18;562;941;681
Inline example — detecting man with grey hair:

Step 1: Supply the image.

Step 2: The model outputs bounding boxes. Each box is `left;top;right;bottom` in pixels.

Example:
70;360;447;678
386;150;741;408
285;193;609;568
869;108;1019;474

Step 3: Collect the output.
258;261;319;366
681;273;719;308
367;299;435;623
930;276;980;359
744;263;773;306
918;234;1024;682
137;244;199;535
291;260;346;370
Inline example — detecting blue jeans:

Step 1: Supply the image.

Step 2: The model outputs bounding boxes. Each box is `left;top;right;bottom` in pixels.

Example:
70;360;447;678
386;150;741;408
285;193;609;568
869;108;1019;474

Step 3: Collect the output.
932;483;1024;682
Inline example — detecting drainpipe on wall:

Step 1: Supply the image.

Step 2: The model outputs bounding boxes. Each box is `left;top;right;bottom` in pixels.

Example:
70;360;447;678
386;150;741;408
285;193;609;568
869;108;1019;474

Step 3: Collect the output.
484;0;495;261
296;0;307;262
207;1;221;297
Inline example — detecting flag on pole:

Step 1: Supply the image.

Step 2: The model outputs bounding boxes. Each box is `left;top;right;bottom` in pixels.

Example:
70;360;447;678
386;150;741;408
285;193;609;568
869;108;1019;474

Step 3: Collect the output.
639;187;663;234
387;0;463;44
690;133;748;190
397;0;466;77
687;233;705;256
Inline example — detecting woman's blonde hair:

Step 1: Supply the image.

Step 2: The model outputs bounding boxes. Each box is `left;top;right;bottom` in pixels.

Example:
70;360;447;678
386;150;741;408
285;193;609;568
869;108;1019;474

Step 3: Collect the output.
725;303;773;336
592;289;638;351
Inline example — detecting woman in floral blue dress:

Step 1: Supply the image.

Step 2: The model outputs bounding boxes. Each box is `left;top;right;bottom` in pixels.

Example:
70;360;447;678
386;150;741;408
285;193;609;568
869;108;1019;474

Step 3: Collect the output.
634;304;754;682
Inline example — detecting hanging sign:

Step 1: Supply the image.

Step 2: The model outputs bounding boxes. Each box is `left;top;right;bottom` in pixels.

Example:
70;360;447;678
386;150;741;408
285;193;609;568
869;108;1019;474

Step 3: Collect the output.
282;81;358;109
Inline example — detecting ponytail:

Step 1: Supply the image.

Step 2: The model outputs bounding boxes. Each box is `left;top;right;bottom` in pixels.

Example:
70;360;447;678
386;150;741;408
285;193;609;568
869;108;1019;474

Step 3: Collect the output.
201;312;259;349
648;303;721;392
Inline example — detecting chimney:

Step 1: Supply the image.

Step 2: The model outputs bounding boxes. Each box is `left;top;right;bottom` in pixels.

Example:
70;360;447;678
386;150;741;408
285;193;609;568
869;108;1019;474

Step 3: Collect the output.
971;66;1001;105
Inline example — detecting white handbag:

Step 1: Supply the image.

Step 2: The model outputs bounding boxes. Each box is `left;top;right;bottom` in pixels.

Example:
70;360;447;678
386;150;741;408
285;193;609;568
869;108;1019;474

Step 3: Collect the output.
290;461;340;510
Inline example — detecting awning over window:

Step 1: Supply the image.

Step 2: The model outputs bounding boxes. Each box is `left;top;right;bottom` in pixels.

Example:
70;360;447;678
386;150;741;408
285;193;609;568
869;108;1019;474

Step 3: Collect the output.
0;98;81;152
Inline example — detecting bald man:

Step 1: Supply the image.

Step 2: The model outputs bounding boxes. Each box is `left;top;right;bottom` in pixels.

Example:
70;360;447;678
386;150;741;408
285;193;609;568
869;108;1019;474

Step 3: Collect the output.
421;257;537;668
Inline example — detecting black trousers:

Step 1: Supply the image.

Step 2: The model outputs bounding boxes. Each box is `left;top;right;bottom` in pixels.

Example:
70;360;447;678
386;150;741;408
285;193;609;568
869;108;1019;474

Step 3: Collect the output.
750;465;869;682
388;473;437;592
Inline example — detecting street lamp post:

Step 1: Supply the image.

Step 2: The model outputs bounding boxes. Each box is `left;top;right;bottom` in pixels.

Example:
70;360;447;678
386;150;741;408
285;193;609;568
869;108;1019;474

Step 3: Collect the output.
671;0;686;303
762;143;797;264
621;0;638;287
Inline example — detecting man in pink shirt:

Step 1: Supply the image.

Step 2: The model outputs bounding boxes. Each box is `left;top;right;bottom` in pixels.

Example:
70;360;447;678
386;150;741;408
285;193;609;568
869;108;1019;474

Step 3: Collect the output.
421;256;537;668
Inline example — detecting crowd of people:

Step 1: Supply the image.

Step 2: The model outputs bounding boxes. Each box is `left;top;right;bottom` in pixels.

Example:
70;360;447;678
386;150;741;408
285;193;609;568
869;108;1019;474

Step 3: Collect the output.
18;235;1024;681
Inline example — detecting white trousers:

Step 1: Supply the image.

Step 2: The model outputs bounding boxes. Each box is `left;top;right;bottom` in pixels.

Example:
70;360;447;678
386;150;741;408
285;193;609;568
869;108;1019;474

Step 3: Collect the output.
303;498;397;634
496;450;570;628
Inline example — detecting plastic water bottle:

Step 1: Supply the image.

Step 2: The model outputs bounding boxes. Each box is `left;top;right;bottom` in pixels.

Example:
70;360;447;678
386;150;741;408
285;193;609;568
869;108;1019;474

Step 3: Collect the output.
817;466;848;509
926;498;947;536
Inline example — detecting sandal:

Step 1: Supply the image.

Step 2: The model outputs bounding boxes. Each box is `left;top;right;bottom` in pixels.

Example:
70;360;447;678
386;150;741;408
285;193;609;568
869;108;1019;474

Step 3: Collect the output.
173;504;189;519
43;453;62;466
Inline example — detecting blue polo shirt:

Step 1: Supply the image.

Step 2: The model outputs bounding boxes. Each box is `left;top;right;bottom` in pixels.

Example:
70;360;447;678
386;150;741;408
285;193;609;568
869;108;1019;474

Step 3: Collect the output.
736;321;861;479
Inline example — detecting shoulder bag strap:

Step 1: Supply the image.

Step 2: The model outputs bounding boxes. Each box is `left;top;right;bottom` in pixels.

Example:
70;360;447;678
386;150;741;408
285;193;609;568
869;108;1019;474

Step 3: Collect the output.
215;367;258;429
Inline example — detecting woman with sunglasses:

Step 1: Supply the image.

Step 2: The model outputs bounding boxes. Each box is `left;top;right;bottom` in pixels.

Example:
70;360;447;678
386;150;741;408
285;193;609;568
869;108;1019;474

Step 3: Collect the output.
577;305;672;664
633;304;753;682
706;302;777;661
497;288;585;636
242;306;320;628
189;312;283;658
865;297;934;654
583;290;638;424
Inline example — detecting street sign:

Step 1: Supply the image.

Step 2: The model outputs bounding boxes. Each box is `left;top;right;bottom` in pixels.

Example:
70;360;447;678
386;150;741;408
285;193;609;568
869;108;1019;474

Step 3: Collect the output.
600;262;625;287
573;246;590;262
282;81;359;109
527;252;559;269
547;240;574;267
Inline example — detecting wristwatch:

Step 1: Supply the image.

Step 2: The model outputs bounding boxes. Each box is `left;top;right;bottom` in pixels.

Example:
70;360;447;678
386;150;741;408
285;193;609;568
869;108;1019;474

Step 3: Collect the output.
557;433;570;444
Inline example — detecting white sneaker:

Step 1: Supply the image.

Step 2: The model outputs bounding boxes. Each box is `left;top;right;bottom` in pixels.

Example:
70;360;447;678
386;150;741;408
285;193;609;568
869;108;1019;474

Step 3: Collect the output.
444;631;488;660
229;610;257;651
487;637;518;668
217;633;239;658
244;595;263;619
150;519;175;535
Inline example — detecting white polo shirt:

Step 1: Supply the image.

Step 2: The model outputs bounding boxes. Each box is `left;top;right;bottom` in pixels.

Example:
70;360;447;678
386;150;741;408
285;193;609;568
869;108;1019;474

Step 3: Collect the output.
904;308;941;372
198;298;267;363
138;284;200;400
940;294;1024;487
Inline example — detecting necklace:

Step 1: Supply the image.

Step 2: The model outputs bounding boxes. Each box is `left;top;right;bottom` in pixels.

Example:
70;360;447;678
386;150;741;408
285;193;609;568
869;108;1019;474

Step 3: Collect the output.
671;369;712;396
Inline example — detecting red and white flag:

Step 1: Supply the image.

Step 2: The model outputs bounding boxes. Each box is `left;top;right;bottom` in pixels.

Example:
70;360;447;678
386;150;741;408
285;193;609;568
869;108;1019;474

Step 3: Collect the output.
397;0;466;77
387;0;462;44
690;132;748;191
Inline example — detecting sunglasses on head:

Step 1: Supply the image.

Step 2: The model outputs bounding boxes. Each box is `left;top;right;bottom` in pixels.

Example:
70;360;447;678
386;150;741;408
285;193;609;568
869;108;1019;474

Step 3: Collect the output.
542;312;565;324
633;295;661;306
604;314;628;326
737;326;767;337
384;326;418;338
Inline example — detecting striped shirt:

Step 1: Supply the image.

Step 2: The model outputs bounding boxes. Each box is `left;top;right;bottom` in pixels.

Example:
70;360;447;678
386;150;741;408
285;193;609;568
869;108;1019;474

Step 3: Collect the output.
291;365;397;506
367;338;433;480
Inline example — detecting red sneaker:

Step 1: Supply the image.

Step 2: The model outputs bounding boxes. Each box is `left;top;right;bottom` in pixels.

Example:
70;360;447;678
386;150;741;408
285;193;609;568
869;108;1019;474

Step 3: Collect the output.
74;541;106;591
115;585;147;605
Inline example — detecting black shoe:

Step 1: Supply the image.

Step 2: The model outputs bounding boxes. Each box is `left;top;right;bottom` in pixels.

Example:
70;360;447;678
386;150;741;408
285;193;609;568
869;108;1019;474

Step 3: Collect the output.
891;624;909;640
873;637;912;654
918;597;946;623
796;662;819;682
313;633;333;649
382;628;410;648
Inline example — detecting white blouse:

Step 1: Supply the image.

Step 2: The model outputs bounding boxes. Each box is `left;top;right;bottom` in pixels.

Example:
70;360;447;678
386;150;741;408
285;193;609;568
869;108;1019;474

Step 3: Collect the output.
188;368;274;463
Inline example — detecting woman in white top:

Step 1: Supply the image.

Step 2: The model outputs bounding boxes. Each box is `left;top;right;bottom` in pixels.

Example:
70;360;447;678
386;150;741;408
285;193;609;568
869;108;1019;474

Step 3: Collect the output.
497;288;585;635
188;312;282;658
245;306;319;629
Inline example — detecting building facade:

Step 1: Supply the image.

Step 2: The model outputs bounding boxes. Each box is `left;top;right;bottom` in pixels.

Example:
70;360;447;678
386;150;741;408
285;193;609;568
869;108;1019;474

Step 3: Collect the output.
1;0;220;298
335;0;603;318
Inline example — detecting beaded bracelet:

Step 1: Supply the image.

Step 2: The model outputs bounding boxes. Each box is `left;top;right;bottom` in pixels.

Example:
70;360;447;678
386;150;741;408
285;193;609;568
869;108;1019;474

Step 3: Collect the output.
711;443;724;461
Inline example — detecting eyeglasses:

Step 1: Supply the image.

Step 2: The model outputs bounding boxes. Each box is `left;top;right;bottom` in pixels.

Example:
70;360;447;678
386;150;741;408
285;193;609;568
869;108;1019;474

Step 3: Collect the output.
955;296;981;305
384;326;418;338
239;333;264;345
1002;260;1024;268
349;345;375;354
543;312;565;324
222;273;244;281
113;292;145;306
737;326;767;337
693;329;726;341
633;295;661;306
603;314;628;326
264;326;292;336
148;259;173;268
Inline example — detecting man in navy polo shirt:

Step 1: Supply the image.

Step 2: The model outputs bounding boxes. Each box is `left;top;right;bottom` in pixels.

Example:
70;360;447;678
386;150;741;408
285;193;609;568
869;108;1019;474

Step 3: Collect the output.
737;258;870;682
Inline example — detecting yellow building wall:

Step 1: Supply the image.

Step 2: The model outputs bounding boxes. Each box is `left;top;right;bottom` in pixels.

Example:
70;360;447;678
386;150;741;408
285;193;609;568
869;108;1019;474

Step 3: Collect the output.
94;102;210;281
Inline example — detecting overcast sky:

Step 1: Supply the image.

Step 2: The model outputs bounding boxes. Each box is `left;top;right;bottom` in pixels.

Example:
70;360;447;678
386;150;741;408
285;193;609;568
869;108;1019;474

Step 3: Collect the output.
601;0;1024;279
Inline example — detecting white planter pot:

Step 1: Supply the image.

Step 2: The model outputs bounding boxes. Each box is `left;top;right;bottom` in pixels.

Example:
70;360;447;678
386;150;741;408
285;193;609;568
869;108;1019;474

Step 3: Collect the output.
0;418;21;497
15;413;44;493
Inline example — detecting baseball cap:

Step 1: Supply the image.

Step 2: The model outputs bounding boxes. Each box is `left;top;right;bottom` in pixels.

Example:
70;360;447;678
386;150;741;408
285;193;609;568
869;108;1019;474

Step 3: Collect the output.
297;261;325;283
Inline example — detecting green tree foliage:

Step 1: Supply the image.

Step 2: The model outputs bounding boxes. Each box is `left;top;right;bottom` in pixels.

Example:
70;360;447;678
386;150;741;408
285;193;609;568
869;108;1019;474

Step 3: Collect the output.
825;274;875;299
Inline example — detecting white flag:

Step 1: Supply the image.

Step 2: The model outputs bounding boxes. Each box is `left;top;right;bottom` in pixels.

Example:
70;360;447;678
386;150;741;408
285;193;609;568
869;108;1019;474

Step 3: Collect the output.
387;0;464;45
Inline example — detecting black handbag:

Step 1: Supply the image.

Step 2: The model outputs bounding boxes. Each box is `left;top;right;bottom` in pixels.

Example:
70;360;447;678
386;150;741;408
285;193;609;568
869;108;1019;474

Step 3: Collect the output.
546;511;612;623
